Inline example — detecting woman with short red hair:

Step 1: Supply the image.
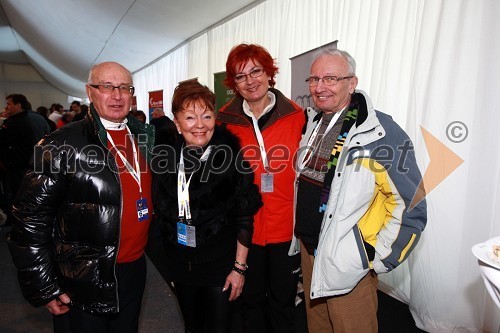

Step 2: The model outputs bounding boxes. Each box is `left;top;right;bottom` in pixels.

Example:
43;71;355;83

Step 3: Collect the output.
218;43;305;333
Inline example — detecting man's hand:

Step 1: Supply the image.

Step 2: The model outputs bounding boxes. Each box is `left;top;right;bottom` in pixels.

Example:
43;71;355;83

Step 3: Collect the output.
44;293;71;315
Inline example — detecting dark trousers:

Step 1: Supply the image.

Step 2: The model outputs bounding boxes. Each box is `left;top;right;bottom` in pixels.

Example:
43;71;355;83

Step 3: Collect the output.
241;241;301;333
53;255;147;333
175;282;232;333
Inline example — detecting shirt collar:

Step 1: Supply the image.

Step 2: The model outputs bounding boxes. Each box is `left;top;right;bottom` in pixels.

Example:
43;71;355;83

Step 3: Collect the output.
242;91;276;119
100;117;128;130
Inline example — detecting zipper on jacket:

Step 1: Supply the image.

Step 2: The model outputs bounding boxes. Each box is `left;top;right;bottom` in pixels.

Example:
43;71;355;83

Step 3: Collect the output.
357;226;371;270
108;148;121;312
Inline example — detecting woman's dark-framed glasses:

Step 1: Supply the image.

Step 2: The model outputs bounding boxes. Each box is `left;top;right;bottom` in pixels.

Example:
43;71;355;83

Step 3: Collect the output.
234;67;264;83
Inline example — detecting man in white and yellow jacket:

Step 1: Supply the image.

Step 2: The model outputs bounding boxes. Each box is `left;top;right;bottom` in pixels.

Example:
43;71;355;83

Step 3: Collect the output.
291;48;427;332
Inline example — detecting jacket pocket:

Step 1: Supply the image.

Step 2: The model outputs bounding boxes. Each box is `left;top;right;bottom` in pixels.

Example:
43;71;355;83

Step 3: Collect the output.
355;226;372;270
55;242;101;302
334;227;368;272
315;227;369;296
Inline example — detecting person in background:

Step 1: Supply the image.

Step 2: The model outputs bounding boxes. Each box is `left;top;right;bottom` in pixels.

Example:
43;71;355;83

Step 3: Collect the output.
48;103;64;123
130;110;147;124
71;100;85;122
26;101;51;137
143;106;178;293
69;101;85;121
0;207;6;227
149;107;178;145
36;106;57;132
56;111;74;128
0;94;50;223
0;106;10;226
1;106;9;121
292;48;427;332
151;107;164;120
80;104;89;119
217;43;305;333
152;80;262;333
7;61;155;333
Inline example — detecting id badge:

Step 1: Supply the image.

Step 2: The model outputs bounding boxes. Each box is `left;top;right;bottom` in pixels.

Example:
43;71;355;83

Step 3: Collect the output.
136;198;149;222
177;222;196;247
261;173;274;193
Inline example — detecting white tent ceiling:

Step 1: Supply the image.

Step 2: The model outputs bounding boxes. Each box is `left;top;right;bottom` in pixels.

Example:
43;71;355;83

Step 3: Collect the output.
0;0;263;97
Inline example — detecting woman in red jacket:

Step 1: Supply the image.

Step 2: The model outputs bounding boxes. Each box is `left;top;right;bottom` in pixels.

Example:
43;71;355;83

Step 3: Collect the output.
218;43;305;333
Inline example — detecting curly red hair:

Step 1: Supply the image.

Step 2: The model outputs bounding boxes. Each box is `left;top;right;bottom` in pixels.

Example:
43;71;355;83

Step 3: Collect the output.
224;43;279;95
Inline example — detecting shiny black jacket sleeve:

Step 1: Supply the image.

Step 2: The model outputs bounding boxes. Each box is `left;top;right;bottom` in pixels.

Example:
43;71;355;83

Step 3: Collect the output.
7;137;71;307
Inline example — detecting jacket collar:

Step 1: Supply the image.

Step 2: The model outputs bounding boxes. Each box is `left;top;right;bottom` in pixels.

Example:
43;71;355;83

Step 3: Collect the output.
85;103;156;162
3;109;28;124
347;90;385;146
218;87;298;131
309;90;382;143
311;90;372;127
350;90;379;131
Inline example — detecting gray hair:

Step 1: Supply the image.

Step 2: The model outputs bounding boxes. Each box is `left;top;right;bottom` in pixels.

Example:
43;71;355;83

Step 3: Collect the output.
312;48;356;75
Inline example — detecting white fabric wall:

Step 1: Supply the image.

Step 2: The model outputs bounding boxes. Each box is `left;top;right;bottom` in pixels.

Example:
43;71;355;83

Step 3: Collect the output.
134;0;500;331
0;63;71;110
133;45;188;119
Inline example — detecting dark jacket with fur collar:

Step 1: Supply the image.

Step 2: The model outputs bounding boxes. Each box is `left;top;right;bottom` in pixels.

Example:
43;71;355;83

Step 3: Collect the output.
152;125;262;270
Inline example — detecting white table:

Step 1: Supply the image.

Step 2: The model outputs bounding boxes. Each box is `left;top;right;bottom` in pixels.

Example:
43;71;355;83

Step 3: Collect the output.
472;236;500;309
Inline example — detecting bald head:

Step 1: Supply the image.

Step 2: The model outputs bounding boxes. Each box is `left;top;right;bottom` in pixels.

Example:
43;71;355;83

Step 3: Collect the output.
85;61;134;122
152;108;165;119
88;62;132;85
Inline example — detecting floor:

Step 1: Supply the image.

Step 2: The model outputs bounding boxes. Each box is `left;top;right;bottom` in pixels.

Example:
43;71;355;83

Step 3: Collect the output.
0;223;425;332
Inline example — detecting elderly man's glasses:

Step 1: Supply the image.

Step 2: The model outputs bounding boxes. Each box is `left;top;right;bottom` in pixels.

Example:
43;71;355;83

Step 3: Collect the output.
89;84;135;95
305;75;354;87
234;67;264;83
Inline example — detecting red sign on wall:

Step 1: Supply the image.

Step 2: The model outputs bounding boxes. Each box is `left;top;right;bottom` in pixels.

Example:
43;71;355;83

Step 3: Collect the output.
131;96;137;110
148;90;163;118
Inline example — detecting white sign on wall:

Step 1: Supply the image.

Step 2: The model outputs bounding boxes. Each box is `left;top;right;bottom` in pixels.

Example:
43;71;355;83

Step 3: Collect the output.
290;40;338;109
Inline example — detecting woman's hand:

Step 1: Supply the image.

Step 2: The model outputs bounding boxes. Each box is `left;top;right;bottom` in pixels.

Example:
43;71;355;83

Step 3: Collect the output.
223;270;245;301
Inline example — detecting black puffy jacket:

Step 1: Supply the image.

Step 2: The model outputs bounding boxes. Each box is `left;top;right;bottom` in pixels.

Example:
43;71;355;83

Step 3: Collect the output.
7;104;155;314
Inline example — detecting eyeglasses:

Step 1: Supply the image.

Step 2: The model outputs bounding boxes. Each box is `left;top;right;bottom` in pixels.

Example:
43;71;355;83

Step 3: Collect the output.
234;67;264;83
305;75;354;87
88;84;135;95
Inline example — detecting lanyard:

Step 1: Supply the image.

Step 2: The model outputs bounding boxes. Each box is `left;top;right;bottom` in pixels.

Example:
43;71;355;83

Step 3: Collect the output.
177;146;212;222
107;128;142;195
298;111;342;170
250;115;270;172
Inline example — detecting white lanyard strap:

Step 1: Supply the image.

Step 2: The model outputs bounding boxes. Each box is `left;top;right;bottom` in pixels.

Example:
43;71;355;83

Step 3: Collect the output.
299;111;342;170
177;146;213;221
107;128;142;194
250;116;269;171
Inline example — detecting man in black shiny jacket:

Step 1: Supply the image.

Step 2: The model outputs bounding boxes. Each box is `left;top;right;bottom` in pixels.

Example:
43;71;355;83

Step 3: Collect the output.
7;62;155;333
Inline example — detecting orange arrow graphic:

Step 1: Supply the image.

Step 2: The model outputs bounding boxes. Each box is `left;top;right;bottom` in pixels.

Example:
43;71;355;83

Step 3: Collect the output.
410;126;464;210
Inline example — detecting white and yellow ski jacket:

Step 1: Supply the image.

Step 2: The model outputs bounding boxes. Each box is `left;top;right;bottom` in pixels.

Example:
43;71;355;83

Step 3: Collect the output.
290;90;427;299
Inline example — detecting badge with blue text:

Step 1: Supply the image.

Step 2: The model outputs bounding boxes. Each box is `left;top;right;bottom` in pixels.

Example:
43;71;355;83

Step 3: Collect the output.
261;173;274;193
177;222;196;247
136;198;149;222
